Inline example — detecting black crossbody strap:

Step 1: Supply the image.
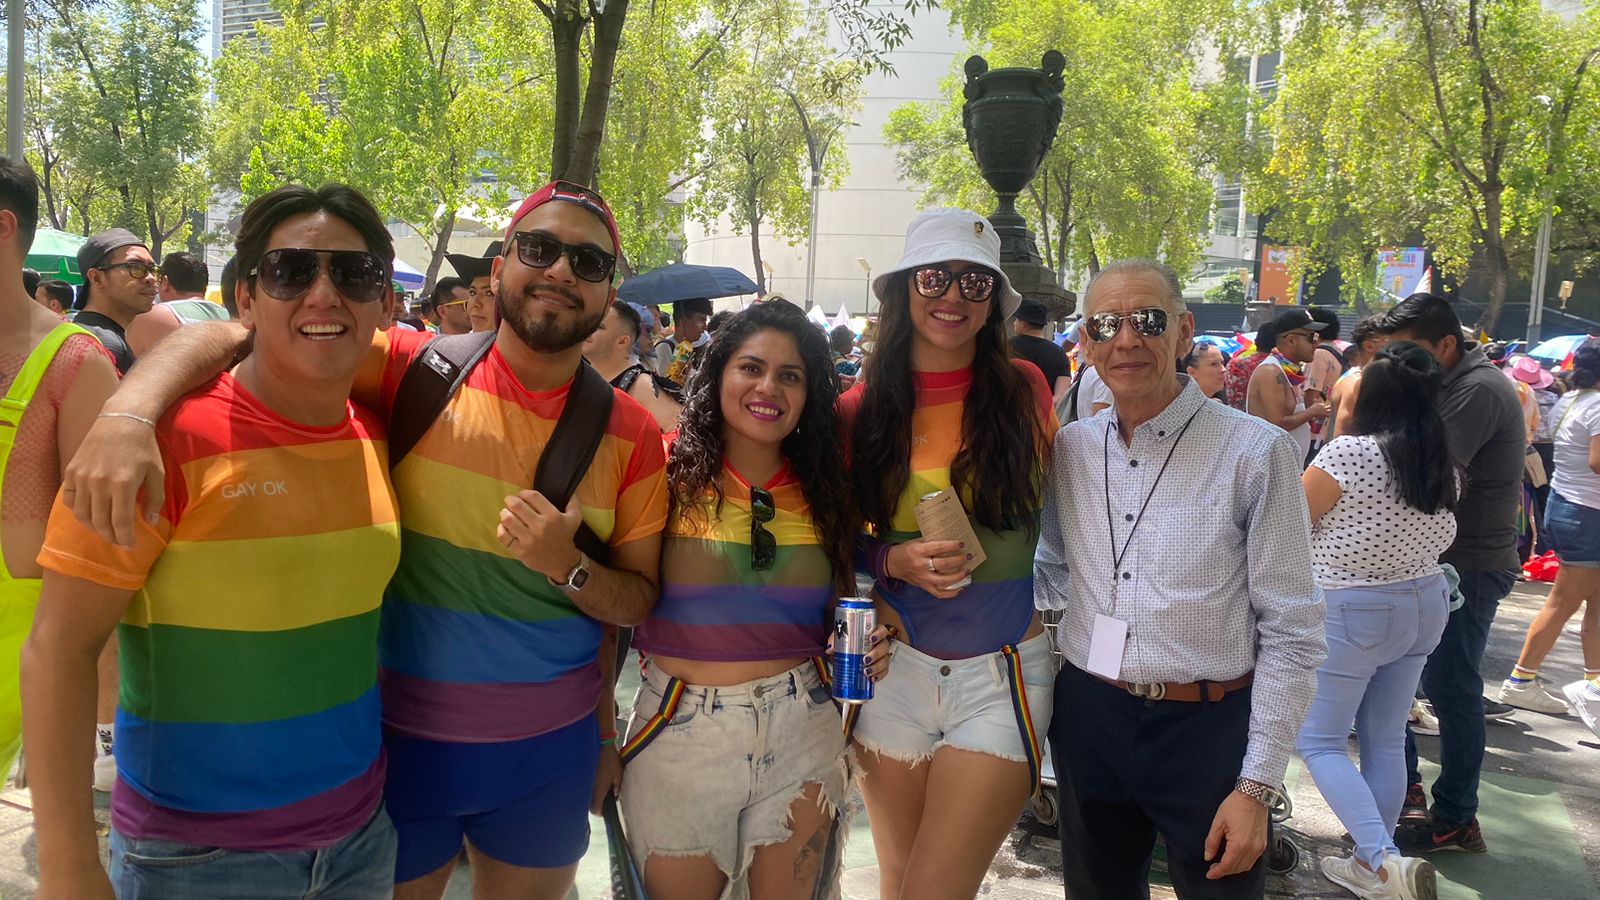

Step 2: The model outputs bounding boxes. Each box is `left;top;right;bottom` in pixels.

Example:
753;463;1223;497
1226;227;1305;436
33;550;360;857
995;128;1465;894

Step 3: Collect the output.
534;359;615;564
387;332;496;467
1063;365;1087;424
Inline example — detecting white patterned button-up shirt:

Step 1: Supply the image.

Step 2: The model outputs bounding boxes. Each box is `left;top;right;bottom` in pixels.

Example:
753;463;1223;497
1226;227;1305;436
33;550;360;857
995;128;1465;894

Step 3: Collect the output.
1035;377;1326;785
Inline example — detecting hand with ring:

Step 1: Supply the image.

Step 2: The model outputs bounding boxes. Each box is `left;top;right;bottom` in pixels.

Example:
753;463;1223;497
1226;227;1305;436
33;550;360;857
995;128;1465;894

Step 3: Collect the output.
886;538;973;599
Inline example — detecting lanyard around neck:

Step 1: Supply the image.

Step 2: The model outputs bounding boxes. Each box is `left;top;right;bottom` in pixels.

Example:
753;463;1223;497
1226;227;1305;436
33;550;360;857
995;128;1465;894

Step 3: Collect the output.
1103;404;1203;614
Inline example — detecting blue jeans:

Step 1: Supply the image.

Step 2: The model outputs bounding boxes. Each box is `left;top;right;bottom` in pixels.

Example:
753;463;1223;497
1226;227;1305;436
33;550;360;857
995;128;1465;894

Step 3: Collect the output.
1404;567;1518;824
109;803;395;899
1297;575;1449;870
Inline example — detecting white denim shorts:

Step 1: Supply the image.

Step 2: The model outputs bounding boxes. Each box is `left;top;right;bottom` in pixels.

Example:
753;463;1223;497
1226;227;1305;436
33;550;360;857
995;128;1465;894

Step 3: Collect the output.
853;631;1055;770
620;660;849;900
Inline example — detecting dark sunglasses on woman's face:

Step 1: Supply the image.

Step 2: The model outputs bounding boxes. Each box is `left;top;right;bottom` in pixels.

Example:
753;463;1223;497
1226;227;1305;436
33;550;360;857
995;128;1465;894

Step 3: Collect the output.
510;230;617;284
913;266;997;303
248;248;390;303
1084;307;1170;343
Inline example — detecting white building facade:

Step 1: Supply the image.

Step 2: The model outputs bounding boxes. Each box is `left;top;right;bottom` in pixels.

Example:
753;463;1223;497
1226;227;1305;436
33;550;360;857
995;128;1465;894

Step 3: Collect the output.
681;5;968;314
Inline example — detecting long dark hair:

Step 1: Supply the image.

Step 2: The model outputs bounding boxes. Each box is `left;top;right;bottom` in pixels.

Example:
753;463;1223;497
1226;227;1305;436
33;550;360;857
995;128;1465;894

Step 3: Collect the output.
1348;341;1460;514
668;300;855;592
850;277;1048;534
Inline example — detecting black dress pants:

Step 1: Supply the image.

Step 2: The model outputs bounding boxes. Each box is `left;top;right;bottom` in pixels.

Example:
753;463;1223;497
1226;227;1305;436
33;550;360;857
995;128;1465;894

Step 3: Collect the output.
1049;663;1267;900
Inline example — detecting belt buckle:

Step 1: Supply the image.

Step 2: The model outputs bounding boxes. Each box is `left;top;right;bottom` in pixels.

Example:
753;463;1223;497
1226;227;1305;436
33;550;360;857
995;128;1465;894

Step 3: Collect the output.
1126;682;1166;701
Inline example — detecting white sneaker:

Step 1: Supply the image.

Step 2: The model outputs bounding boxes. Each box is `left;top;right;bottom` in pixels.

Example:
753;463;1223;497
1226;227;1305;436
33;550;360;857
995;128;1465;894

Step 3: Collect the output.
93;752;116;793
1409;699;1440;736
93;725;115;792
1322;854;1437;900
1562;681;1600;739
1321;855;1397;898
1497;678;1570;715
1387;855;1438;900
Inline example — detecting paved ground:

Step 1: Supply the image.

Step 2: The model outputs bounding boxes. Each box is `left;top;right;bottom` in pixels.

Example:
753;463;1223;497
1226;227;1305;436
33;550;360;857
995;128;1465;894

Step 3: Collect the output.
0;580;1593;899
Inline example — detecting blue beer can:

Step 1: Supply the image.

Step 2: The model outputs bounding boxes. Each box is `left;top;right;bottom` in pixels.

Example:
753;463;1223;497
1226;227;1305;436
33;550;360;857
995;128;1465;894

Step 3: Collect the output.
831;597;876;703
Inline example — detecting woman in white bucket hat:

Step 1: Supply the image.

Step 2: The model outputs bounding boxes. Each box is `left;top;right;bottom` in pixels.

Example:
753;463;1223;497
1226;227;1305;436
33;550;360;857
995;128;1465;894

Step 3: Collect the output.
838;208;1058;898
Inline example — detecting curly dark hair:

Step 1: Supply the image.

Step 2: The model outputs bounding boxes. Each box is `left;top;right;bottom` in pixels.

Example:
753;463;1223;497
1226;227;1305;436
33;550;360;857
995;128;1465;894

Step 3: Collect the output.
851;276;1048;535
667;299;855;592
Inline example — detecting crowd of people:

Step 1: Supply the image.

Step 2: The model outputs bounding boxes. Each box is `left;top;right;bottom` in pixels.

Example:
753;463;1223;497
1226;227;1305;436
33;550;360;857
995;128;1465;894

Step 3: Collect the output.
0;154;1595;900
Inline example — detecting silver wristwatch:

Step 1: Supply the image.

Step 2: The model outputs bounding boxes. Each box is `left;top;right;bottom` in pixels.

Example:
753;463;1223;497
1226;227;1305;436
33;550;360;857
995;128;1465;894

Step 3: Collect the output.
1234;778;1284;810
549;551;591;593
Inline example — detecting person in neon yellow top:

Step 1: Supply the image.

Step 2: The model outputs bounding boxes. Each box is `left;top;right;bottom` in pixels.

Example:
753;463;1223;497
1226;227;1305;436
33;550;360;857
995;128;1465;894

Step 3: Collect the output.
0;157;120;782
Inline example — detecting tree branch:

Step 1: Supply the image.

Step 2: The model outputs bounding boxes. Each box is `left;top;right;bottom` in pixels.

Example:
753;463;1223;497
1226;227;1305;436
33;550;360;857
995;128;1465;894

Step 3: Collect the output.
1411;0;1485;192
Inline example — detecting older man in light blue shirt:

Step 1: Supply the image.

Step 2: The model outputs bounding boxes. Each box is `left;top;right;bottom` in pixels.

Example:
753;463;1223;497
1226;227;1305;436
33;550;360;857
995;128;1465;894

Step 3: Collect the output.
1035;259;1325;900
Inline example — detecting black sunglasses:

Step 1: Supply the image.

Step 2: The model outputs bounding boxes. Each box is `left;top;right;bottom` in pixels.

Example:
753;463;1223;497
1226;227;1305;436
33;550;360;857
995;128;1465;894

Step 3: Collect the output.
913;266;997;303
1084;307;1170;343
750;486;777;571
248;248;390;304
100;260;163;281
510;231;616;284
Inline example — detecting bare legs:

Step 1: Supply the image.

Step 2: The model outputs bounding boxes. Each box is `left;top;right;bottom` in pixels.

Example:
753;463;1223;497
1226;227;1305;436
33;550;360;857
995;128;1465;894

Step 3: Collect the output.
857;745;1031;900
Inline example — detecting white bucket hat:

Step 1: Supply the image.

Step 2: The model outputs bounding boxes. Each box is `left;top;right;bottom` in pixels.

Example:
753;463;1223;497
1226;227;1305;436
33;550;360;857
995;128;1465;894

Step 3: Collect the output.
872;208;1023;319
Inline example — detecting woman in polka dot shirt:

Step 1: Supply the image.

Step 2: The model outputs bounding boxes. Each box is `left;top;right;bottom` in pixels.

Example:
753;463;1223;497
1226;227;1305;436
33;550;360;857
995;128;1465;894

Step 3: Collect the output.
1294;342;1461;899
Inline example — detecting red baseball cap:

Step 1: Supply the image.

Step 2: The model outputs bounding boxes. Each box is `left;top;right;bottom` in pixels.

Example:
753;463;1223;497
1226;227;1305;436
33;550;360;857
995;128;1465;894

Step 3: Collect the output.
503;180;622;259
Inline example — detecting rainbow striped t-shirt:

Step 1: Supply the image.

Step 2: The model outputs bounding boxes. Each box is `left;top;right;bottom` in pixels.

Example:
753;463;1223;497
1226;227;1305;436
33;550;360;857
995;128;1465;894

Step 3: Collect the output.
634;463;835;661
839;363;1055;659
358;328;668;743
38;374;399;851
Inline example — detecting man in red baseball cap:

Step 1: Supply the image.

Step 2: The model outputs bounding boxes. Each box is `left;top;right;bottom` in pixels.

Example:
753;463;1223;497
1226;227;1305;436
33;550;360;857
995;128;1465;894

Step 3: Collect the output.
51;181;668;900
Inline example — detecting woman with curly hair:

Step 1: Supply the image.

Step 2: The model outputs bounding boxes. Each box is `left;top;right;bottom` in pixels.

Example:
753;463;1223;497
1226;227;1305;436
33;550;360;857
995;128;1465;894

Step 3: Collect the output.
840;209;1057;899
621;298;892;900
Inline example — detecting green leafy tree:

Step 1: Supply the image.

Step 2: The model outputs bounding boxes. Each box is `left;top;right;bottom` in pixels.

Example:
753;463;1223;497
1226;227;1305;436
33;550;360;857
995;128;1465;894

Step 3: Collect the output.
217;1;530;286
36;0;207;252
537;0;935;187
1257;1;1600;330
884;0;1241;282
688;3;863;292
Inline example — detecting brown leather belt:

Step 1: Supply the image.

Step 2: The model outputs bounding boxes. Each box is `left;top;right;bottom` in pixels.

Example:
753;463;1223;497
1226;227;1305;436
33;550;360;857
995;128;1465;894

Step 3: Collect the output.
1094;671;1254;703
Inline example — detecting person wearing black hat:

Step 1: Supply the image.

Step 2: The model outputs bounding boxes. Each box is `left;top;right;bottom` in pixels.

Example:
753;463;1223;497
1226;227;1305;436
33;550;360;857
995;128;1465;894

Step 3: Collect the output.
1246;307;1330;465
1009;299;1072;403
445;240;501;333
75;228;159;374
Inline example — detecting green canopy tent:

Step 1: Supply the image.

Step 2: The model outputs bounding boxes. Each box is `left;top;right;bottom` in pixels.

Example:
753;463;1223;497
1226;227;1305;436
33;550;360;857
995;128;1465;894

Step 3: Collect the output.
25;228;88;285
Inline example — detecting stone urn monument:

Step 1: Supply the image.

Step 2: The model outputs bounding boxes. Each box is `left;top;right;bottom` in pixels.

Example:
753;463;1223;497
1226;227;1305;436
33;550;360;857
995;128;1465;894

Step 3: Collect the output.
962;51;1075;319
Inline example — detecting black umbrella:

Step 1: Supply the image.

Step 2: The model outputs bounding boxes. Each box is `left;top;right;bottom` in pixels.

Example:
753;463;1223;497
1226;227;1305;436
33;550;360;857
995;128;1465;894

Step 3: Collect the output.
617;263;759;306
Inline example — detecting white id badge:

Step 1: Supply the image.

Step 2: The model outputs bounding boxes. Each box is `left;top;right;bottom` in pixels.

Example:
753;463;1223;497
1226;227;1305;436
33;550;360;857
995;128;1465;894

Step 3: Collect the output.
1086;614;1129;680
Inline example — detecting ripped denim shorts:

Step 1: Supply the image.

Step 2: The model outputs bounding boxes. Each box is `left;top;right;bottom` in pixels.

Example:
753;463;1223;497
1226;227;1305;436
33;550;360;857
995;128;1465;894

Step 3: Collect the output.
619;659;849;899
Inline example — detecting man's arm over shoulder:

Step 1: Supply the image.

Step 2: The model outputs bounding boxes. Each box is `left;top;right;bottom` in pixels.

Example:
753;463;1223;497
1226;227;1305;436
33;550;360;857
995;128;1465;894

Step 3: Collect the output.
61;322;249;546
350;325;437;421
1240;429;1326;785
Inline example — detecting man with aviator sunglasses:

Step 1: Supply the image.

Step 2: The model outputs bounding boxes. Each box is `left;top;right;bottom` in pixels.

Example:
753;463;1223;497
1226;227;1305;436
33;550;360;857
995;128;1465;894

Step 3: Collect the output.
56;179;669;900
1037;259;1323;900
74;228;161;375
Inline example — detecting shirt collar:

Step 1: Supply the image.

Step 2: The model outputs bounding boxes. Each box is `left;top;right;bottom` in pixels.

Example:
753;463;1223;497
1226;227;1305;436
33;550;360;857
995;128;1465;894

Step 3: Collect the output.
1110;376;1207;442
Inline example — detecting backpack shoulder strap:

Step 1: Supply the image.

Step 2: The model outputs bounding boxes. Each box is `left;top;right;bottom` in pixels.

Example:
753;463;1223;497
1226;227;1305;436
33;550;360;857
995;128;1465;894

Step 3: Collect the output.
387;331;496;467
535;360;616;563
1062;365;1086;425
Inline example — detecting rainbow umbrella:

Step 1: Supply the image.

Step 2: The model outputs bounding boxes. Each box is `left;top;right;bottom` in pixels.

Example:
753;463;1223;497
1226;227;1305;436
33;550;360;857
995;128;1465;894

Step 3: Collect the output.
1529;334;1592;364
